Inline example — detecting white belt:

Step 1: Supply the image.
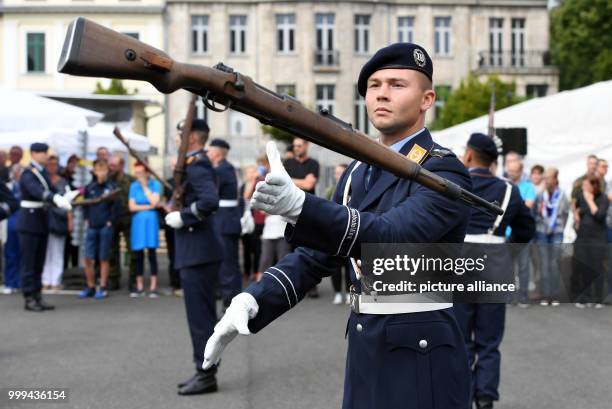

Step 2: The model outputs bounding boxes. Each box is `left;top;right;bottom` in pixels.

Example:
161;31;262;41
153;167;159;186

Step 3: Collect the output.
20;200;45;209
219;199;238;207
350;291;453;314
464;234;506;244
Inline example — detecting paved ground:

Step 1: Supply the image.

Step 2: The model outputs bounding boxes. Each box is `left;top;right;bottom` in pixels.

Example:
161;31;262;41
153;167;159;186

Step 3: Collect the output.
1;278;611;409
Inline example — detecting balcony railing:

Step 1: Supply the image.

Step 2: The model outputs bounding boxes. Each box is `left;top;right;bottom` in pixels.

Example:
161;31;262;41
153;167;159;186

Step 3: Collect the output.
314;49;340;67
477;50;552;69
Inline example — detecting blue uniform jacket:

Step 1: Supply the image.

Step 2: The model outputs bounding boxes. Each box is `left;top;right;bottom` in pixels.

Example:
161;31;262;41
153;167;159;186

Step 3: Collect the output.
244;130;473;409
83;180;121;228
466;168;535;243
0;181;19;222
174;150;224;269
16;164;57;235
214;159;241;236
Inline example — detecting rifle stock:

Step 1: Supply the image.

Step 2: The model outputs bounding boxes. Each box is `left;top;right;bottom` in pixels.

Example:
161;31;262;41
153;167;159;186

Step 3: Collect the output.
171;95;197;211
112;127;173;192
59;17;502;215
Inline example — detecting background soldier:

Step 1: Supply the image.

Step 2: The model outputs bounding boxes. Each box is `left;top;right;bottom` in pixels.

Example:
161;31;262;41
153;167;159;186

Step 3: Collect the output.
164;119;224;395
455;133;535;409
207;138;242;308
203;43;474;409
108;153;136;291
18;143;76;311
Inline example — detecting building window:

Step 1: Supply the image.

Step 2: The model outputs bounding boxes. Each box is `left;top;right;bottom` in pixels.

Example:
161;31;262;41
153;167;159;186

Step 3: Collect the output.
27;33;45;73
489;18;503;66
229;110;249;136
354;15;370;55
315;13;336;65
195;97;208;123
122;32;140;40
276;84;296;97
434;17;451;56
316;85;335;115
192;16;209;54
354;85;369;134
433;85;451;120
276;14;295;53
398;16;415;43
511;18;526;67
230;15;247;54
526;84;548;98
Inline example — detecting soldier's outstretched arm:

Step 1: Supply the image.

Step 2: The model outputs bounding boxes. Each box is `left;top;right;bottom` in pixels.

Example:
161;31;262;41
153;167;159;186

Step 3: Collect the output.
203;244;343;370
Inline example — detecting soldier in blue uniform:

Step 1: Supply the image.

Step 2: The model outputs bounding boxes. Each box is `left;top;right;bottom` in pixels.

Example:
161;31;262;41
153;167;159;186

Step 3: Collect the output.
17;143;77;311
203;43;473;409
164;119;224;395
454;133;535;409
207;138;242;308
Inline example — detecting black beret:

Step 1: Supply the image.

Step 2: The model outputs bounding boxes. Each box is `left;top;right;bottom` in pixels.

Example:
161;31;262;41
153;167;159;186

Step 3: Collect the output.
209;138;230;150
30;142;49;153
467;133;498;160
191;119;210;132
357;43;433;97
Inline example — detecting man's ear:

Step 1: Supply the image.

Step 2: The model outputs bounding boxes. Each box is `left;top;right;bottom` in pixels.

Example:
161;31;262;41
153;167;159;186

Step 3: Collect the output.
421;89;436;113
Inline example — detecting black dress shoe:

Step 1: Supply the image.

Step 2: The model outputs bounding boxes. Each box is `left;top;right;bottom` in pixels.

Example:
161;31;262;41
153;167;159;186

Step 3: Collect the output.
177;373;199;388
475;397;494;409
177;372;218;395
34;295;55;311
24;297;44;312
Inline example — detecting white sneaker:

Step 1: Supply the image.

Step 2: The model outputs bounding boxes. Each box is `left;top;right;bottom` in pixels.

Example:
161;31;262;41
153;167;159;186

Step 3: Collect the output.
333;292;343;305
575;303;586;309
594;303;604;309
2;287;13;295
540;300;549;306
551;300;560;307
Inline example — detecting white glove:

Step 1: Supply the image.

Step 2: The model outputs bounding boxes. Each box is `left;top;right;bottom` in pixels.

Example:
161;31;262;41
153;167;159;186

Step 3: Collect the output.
63;186;81;203
165;211;184;229
202;292;259;370
251;141;305;224
53;194;72;211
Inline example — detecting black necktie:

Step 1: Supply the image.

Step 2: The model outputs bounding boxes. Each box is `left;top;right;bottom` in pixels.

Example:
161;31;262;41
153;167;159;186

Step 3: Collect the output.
366;165;380;191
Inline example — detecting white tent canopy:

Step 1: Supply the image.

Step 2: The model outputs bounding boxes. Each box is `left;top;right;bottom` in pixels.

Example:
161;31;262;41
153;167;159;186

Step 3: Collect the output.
0;123;150;155
432;80;612;194
0;88;103;131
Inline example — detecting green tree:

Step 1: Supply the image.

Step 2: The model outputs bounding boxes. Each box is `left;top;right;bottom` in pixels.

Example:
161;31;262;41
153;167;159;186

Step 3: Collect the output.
551;0;612;90
431;75;523;130
93;79;138;95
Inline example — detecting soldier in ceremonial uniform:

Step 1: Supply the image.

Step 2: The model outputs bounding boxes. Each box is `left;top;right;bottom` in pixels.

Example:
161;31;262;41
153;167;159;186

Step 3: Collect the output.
203;43;473;409
454;133;535;409
207;138;242;308
18;143;76;311
164;119;224;395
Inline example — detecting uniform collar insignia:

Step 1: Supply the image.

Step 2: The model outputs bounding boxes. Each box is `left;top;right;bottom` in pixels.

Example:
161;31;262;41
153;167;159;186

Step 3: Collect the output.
399;129;434;165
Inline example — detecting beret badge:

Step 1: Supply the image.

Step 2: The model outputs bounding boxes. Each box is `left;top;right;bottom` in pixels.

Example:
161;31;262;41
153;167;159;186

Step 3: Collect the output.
413;49;426;68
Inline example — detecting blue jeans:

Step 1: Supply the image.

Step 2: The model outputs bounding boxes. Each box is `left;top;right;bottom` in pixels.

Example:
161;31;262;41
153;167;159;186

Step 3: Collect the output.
536;232;564;299
85;226;113;261
514;241;532;303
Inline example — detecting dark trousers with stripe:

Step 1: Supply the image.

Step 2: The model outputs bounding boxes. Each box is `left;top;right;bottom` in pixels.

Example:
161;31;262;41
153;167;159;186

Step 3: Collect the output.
18;232;48;297
454;303;506;402
181;262;221;370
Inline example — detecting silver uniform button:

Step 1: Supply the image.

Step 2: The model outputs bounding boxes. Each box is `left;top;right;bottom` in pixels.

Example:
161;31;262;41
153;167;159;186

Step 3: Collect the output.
188;227;194;232
419;339;428;349
356;323;363;332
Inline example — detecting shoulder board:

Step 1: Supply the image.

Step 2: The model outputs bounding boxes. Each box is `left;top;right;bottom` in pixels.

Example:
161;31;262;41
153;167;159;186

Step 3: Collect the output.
186;152;207;166
429;148;454;158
